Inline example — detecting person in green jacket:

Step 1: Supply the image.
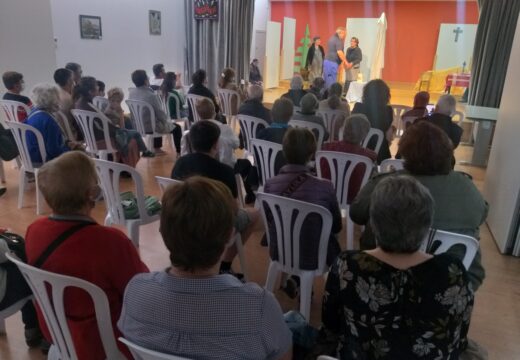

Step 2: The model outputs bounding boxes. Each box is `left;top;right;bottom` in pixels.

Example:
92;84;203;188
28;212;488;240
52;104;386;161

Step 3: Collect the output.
350;121;488;290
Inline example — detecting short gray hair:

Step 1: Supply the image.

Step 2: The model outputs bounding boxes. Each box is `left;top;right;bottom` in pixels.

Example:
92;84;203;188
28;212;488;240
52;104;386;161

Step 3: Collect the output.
290;75;304;90
31;83;60;113
370;175;433;253
343;114;371;144
271;97;293;123
247;84;263;101
435;94;456;116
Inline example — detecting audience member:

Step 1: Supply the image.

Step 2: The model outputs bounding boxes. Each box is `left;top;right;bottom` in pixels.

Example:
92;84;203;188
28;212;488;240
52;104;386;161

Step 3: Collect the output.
264;127;342;298
292;93;329;141
320;114;377;202
320;175;474;359
350;121;488;290
150;63;165;90
128;69;181;154
53;68;78;140
25;152;148;359
238;84;272;123
218;67;246;115
118;176;292;359
416;94;463;148
0;120;19;163
161;72;187;119
65;62;82;84
308;77;326;100
319;82;350;116
402;91;429;119
249;58;263;85
171;120;260;278
26;84;74;163
96;80;106;97
2;71;33;121
257;97;293;144
352;79;393;163
188;69;220;123
282;75;307;107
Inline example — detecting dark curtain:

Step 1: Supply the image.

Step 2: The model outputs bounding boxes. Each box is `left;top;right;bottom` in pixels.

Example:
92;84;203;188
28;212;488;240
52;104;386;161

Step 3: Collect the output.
468;0;520;107
184;0;254;92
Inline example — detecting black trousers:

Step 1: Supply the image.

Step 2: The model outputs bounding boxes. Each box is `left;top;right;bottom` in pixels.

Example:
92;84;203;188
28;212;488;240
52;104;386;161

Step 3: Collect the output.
153;124;182;153
0;263;39;329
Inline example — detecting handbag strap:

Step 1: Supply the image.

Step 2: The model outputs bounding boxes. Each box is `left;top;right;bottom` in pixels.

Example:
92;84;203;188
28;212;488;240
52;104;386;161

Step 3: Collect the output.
33;222;94;268
281;173;309;197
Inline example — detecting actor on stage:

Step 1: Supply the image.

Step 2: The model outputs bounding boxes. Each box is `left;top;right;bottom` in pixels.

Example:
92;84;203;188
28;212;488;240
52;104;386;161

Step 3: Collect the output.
344;37;362;95
324;27;347;89
306;36;325;82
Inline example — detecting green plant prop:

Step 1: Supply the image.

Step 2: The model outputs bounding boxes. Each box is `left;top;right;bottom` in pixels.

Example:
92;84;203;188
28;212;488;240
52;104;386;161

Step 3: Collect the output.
294;24;311;74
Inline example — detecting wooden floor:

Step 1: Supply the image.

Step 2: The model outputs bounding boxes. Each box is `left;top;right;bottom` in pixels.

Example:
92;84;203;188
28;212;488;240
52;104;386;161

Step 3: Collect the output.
1;82;519;359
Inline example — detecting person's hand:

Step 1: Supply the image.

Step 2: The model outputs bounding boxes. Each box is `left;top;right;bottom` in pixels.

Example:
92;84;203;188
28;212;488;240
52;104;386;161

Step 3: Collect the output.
345;62;353;69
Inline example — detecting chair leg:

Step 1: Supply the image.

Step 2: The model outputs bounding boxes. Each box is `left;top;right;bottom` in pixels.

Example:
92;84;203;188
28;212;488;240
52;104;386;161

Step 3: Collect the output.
0;160;6;183
126;222;140;247
146;136;154;153
17;170;26;209
265;261;279;292
346;217;354;250
299;272;314;321
235;234;248;282
35;170;44;215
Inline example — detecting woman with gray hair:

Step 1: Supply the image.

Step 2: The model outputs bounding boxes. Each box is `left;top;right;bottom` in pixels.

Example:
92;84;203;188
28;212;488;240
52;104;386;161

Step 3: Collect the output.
319;175;474;359
281;74;307;106
25;84;81;163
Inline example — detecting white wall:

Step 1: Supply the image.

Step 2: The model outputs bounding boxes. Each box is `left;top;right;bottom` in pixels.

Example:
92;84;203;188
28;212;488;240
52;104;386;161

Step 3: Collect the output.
50;0;185;95
0;0;57;92
483;16;520;253
250;0;270;73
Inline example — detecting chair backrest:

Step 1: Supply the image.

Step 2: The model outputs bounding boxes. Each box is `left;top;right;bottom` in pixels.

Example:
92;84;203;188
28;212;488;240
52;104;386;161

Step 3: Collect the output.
237;115;269;152
92;96;109;112
421;229;479;270
250;139;283;186
0;100;31;123
256;192;332;273
118;337;192;360
71;109;117;156
289;120;325;149
362;128;384;154
391;105;412;134
452;110;465;125
166;93;181;120
6;253;125;360
401;116;418;133
316;151;373;207
185;94;208;124
7;121;47;172
53;110;75;141
94;159;150;226
155;176;183;195
217;88;241;117
379;158;404;173
126;99;157;136
316;109;344;142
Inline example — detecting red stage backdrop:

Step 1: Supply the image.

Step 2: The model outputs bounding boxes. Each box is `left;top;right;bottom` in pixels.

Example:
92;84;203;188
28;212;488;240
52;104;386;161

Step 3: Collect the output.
270;1;479;83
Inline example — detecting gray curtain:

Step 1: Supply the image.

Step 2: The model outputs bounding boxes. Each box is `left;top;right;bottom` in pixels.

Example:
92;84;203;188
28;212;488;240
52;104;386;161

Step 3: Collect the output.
184;0;254;92
468;0;520;107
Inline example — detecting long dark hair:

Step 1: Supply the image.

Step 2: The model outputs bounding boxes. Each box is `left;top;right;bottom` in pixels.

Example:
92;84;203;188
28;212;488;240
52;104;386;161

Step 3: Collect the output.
161;72;176;99
74;76;97;102
218;68;235;89
361;79;391;128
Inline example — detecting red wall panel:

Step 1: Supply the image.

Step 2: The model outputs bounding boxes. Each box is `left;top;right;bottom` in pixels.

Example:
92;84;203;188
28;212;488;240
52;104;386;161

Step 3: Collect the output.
270;1;479;82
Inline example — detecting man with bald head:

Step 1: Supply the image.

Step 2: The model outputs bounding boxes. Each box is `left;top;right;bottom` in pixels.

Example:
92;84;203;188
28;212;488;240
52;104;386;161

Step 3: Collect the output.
323;27;348;89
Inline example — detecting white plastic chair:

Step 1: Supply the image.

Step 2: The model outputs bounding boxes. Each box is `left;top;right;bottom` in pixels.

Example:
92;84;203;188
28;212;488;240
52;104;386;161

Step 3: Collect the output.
92;96;109;112
316;151;373;250
362;128;384;155
94;159;160;247
452;110;465;125
119;337;192;360
379;158;404;173
421;229;479;270
185;94;209;124
257;192;333;321
0;296;33;333
317;109;345;142
250;139;283;191
0;100;32;123
391;105;412;135
237;114;269;153
126;99;172;154
217;88;241;129
289;119;325;149
155;176;183;195
53;110;76;141
401;115;418;134
71;109;117;160
6;253;125;360
7;121;47;214
166;93;189;130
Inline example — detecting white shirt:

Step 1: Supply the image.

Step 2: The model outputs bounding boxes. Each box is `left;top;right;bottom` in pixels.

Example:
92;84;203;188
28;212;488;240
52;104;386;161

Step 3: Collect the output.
150;77;163;87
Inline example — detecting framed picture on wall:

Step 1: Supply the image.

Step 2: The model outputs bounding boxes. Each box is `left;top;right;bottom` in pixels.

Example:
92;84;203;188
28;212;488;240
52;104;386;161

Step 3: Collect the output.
194;0;219;20
79;15;102;40
149;10;161;35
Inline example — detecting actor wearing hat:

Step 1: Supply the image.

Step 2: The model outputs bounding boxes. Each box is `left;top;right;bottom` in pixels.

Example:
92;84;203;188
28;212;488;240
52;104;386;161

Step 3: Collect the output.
305;36;325;82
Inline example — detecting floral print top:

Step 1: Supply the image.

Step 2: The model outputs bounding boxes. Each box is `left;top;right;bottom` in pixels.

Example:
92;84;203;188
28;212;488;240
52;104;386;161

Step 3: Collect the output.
321;251;474;359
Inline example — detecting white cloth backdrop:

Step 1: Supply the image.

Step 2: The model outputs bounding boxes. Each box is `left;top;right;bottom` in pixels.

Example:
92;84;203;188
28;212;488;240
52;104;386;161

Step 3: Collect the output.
281;17;296;80
435;24;477;70
265;21;281;88
346;17;379;82
370;13;387;80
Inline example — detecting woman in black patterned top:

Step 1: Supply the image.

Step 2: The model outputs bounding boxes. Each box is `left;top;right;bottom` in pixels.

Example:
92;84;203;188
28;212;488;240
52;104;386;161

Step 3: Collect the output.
319;175;474;359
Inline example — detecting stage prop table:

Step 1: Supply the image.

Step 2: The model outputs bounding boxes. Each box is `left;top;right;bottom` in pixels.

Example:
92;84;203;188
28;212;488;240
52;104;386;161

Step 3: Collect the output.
459;105;498;167
445;73;470;94
346;81;366;103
